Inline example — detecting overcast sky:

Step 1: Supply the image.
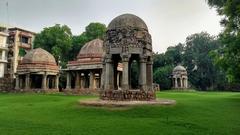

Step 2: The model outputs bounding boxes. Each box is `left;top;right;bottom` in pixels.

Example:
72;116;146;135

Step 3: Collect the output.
0;0;222;53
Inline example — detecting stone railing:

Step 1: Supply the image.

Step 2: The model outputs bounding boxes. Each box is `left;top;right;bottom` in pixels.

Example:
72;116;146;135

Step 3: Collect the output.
99;90;156;101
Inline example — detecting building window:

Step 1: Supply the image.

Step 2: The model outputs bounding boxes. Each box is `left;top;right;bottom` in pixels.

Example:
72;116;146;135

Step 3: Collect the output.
0;51;2;59
21;36;29;44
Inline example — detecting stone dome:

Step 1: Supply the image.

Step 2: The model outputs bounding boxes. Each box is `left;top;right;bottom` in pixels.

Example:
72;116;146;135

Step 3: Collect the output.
17;48;59;73
173;65;187;72
108;14;148;31
77;39;104;59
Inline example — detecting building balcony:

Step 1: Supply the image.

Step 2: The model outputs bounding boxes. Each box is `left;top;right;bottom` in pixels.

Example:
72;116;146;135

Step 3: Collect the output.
0;57;7;63
0;46;8;50
19;42;31;49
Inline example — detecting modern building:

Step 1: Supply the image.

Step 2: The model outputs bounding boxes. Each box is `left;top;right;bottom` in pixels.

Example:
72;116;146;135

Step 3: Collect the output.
0;26;8;78
172;65;188;89
7;27;36;78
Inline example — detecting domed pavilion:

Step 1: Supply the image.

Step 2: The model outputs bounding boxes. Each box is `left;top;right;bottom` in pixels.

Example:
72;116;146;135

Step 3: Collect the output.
15;48;59;92
172;65;188;89
66;39;122;91
101;14;155;100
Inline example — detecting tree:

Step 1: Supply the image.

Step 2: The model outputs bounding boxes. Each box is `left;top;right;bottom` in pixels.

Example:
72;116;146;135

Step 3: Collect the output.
207;0;240;82
183;32;222;90
34;24;72;68
153;65;173;90
68;22;107;60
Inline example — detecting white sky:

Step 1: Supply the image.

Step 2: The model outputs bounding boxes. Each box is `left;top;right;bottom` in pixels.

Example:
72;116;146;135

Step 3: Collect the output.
0;0;222;53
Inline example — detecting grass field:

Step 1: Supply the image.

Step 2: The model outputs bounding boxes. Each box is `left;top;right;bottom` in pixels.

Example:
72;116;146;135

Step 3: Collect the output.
0;91;239;135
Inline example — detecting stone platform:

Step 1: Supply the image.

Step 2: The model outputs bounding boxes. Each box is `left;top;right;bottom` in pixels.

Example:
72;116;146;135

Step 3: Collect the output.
99;90;156;101
79;98;176;107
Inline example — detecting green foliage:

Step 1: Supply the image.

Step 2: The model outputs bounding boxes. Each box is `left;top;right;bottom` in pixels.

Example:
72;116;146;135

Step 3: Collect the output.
183;32;222;90
18;48;26;57
153;65;173;90
68;22;107;60
34;24;73;68
153;32;227;90
207;0;240;83
85;22;107;40
0;92;239;134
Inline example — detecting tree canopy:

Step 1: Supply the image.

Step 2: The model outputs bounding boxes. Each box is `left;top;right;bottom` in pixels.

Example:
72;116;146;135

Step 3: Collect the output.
153;32;226;90
34;24;73;68
207;0;240;83
68;22;107;61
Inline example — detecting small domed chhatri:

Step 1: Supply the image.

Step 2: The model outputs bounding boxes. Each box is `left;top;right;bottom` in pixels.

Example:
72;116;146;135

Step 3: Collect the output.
172;65;188;89
66;39;122;91
173;65;187;72
68;39;104;68
108;14;148;31
76;39;104;62
18;48;58;72
15;48;59;92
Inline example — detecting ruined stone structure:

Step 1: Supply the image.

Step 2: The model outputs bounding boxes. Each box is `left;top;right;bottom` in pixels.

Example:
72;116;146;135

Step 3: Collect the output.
66;39;122;94
101;14;155;101
7;27;35;78
15;48;59;92
172;65;188;89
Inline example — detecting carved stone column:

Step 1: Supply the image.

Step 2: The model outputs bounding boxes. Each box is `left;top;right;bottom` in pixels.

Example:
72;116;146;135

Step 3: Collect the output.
185;77;188;88
25;73;30;90
121;54;130;90
42;73;47;90
100;69;104;89
104;55;114;90
117;72;120;89
147;61;153;90
15;74;19;90
90;71;95;89
55;75;59;89
175;78;178;88
180;77;183;88
139;56;147;91
66;71;71;89
75;72;80;89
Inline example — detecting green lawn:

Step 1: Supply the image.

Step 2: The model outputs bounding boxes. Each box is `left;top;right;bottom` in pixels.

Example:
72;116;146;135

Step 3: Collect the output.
0;91;239;135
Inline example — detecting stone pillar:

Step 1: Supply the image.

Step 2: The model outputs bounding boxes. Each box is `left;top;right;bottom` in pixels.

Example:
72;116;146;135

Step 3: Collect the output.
100;67;105;89
121;55;129;90
15;74;19;89
175;78;178;88
55;75;59;89
90;71;95;89
186;78;188;88
25;73;30;90
147;62;153;90
75;72;80;89
180;78;183;88
117;72;120;89
80;73;84;89
66;72;71;89
104;55;114;90
139;57;147;91
42;73;47;90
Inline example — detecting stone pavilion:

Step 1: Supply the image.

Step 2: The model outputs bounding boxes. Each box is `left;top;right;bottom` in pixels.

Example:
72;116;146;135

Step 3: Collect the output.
172;65;188;89
66;39;122;92
100;14;155;101
15;48;59;92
